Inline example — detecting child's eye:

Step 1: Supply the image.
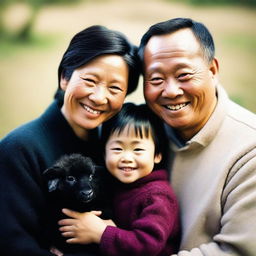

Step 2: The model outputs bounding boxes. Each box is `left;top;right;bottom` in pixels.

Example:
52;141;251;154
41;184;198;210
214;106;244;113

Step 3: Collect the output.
111;147;122;151
134;148;145;152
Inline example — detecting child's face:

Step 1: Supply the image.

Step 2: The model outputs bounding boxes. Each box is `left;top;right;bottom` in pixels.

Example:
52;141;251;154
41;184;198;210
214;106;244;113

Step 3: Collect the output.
105;125;162;184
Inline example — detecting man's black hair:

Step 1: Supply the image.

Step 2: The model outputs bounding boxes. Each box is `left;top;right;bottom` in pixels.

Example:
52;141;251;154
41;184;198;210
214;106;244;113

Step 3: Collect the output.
138;17;215;64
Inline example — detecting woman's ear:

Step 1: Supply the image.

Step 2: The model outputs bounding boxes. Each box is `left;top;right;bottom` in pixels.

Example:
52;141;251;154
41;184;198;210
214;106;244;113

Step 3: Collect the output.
154;153;162;164
60;75;69;91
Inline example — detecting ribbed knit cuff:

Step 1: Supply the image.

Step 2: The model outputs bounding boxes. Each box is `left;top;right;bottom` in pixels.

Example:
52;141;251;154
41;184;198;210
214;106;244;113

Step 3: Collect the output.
99;225;117;255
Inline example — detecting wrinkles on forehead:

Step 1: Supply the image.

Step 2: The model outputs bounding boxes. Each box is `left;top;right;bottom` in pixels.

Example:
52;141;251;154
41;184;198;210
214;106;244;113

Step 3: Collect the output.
143;29;204;63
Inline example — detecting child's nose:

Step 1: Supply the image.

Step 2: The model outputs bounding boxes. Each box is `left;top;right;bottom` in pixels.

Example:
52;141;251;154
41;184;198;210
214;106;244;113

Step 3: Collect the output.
121;152;133;162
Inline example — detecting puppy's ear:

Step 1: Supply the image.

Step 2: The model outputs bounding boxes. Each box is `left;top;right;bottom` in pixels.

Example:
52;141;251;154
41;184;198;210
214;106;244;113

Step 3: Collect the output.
43;166;62;179
43;166;62;192
47;178;59;193
83;156;96;174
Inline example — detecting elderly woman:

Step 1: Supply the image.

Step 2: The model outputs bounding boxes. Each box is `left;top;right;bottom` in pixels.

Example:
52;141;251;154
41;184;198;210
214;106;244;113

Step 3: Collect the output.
0;25;140;256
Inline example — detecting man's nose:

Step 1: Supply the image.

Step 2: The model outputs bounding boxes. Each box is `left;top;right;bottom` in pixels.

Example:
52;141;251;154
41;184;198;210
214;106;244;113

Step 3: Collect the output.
162;80;183;98
89;85;108;105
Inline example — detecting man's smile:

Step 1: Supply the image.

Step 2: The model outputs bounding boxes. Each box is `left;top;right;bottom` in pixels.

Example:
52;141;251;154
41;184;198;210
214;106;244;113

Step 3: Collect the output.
165;102;189;111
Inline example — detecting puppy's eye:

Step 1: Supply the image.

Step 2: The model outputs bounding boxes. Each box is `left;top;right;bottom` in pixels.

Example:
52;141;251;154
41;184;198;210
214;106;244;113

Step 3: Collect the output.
89;174;93;181
66;176;76;182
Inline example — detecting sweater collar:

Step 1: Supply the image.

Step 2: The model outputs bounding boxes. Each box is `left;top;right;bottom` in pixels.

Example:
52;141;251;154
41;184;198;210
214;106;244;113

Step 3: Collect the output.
168;85;228;151
41;100;99;155
117;169;168;190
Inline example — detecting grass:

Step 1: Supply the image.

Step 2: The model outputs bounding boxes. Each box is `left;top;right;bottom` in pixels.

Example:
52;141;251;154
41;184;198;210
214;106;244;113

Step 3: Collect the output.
167;0;256;8
222;33;256;54
0;32;60;59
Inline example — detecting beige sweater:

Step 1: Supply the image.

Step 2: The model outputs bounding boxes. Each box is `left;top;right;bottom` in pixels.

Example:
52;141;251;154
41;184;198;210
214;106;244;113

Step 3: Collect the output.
169;86;256;256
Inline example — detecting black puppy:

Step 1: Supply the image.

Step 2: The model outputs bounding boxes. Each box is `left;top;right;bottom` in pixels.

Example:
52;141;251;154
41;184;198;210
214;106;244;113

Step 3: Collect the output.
43;153;103;211
43;153;110;255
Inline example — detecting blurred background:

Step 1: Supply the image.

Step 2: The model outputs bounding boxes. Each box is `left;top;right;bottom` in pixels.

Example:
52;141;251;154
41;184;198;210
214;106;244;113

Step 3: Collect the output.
0;0;256;138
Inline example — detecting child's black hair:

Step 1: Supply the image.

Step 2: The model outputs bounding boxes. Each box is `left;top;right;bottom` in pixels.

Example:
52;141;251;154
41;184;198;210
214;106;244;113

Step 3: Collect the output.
101;103;169;169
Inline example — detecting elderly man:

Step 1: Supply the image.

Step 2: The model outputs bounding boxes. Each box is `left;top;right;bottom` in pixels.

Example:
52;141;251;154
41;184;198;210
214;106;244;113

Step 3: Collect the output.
139;17;256;256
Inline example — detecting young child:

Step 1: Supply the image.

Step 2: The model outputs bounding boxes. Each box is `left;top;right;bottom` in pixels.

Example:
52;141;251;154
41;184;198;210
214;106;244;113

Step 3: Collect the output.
58;103;180;256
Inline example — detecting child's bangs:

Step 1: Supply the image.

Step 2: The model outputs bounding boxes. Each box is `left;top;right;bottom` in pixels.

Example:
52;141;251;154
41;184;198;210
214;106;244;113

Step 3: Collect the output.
115;122;150;139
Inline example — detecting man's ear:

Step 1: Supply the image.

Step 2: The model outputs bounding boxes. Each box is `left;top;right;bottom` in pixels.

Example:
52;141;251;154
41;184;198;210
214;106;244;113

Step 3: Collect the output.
209;57;219;76
154;153;162;164
60;75;69;91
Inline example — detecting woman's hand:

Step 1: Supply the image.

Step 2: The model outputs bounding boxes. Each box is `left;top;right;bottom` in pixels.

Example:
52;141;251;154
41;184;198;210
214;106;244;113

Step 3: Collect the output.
58;208;107;244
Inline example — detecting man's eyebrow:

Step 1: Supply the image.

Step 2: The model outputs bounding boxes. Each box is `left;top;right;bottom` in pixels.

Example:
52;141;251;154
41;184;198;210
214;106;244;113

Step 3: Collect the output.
147;62;192;74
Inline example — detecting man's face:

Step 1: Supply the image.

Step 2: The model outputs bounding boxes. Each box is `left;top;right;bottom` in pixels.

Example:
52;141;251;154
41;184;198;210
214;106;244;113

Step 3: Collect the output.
143;28;218;140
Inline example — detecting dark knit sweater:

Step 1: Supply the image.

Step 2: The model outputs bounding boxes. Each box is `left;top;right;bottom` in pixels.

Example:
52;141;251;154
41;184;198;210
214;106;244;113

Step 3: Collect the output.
0;101;100;256
100;169;180;256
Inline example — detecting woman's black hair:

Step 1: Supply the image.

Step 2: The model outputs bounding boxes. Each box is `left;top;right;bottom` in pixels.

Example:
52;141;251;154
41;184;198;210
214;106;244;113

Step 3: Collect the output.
54;25;141;106
101;103;169;169
138;17;215;65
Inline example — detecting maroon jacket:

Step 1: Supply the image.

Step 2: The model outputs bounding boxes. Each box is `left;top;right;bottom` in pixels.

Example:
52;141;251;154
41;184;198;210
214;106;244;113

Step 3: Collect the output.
100;169;180;256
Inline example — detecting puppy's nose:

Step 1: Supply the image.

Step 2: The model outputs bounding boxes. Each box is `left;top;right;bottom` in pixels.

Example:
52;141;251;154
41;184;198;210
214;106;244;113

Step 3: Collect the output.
79;190;94;202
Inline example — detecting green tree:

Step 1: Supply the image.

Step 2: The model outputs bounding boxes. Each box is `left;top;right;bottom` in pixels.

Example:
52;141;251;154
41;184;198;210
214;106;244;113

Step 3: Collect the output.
17;0;82;41
0;0;15;38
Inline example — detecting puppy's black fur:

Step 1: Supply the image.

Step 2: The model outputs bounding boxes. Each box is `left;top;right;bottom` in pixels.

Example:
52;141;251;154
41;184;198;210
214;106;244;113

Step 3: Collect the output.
43;153;110;255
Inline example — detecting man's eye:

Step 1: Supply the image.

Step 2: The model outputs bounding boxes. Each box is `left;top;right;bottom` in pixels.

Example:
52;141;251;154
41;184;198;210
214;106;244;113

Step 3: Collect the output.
149;77;164;85
177;73;192;81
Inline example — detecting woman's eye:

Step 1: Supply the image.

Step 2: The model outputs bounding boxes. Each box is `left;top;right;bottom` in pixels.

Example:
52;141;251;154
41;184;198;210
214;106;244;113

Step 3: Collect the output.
109;85;123;93
85;78;95;83
81;77;96;84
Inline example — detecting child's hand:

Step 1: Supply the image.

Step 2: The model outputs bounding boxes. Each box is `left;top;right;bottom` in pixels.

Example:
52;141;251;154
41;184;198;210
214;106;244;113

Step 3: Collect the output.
103;219;116;227
50;246;63;256
58;208;107;244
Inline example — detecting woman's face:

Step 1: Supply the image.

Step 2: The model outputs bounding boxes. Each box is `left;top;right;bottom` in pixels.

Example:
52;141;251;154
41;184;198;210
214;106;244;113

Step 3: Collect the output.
60;54;129;139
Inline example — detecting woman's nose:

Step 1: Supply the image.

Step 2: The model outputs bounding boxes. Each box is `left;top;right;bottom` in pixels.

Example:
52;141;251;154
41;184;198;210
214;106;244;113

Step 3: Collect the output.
89;85;108;105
